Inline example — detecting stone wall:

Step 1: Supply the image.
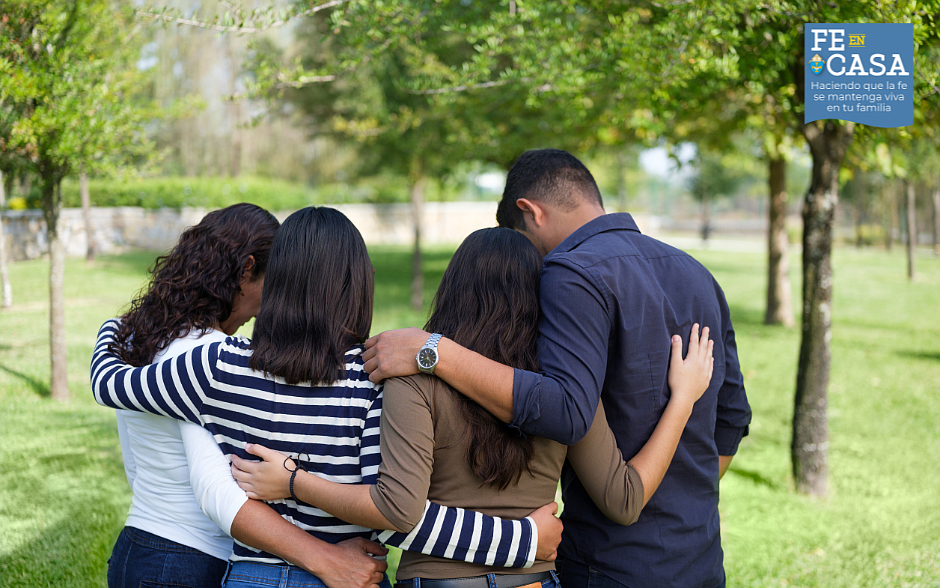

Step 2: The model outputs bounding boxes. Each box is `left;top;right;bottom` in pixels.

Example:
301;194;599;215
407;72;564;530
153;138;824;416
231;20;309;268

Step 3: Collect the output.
1;207;212;261
0;203;663;262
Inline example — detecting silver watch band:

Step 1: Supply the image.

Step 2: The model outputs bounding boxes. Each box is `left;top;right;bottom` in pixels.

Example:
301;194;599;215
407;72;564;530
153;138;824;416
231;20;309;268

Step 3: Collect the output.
425;333;442;348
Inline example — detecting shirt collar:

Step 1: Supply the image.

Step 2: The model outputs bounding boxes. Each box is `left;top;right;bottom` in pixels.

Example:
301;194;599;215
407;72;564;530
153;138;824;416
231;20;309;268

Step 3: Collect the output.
550;213;641;256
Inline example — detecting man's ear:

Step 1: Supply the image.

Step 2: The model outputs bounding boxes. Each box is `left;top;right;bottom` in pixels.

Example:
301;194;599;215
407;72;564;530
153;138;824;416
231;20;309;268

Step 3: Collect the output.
515;198;546;228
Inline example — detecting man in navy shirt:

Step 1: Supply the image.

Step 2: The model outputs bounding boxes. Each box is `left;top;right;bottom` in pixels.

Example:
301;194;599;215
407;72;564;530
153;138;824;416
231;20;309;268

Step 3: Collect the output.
364;149;751;588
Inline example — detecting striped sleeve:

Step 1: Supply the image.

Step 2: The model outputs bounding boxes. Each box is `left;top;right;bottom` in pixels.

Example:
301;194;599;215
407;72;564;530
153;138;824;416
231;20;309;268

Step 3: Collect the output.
376;502;537;568
90;319;216;425
359;392;383;484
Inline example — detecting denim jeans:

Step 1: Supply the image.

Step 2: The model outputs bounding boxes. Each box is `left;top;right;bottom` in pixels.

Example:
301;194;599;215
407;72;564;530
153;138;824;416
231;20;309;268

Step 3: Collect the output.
555;558;725;588
223;561;393;588
395;570;561;588
107;526;229;588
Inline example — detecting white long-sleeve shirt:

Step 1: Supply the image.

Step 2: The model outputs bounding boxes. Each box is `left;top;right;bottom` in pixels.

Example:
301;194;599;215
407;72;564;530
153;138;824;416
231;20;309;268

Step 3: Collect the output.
117;328;245;560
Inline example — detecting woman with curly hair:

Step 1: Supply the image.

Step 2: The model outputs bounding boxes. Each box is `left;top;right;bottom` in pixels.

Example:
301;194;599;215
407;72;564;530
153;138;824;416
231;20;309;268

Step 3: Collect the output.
106;204;391;588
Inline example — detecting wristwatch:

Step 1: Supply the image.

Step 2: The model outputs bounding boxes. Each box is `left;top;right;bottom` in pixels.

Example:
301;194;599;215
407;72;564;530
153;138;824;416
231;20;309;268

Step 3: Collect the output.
416;333;443;374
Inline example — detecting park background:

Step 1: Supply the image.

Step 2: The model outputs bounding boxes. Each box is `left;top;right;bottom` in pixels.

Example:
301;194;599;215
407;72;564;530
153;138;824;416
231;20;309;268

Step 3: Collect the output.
1;1;939;587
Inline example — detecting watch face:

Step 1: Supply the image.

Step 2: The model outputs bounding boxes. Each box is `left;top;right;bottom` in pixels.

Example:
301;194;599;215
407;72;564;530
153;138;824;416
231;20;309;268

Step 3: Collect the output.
418;347;437;369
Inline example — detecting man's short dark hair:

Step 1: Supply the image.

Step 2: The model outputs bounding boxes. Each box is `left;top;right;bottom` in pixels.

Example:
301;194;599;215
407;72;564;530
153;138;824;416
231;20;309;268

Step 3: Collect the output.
496;149;604;230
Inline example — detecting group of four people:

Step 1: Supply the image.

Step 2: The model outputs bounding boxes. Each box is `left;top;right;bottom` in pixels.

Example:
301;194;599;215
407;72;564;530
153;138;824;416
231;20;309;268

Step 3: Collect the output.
90;148;751;588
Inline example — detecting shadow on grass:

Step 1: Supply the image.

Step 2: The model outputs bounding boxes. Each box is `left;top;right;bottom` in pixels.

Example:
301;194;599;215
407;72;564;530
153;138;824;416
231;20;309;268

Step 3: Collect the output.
728;466;779;489
894;349;940;362
0;364;49;397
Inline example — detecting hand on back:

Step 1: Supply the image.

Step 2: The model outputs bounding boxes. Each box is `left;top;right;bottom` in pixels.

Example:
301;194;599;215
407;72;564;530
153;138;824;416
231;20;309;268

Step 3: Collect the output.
667;323;714;407
319;537;388;588
528;502;563;562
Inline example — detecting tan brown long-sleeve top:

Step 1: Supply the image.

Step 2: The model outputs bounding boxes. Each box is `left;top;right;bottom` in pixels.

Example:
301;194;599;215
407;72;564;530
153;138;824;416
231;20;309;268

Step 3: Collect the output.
370;374;644;581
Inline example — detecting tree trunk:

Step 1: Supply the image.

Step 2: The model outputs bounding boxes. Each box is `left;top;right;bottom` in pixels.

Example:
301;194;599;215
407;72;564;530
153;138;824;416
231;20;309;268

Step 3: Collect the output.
854;172;865;249
792;120;854;497
617;150;628;212
410;176;426;312
42;178;69;401
700;194;711;244
80;171;96;262
19;173;31;200
883;181;897;251
932;185;939;257
765;157;794;327
228;37;242;178
906;181;916;280
0;170;12;308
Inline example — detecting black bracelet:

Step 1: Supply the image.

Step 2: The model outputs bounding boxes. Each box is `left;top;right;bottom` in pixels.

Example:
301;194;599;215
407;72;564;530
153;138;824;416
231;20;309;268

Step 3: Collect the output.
283;455;305;504
289;468;301;503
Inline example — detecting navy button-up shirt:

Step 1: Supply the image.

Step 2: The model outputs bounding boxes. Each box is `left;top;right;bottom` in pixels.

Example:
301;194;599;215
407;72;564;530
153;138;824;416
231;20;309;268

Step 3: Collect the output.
511;213;751;588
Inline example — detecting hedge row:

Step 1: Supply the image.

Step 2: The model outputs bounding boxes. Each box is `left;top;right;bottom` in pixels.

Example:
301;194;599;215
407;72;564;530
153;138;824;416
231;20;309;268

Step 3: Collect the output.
8;175;461;211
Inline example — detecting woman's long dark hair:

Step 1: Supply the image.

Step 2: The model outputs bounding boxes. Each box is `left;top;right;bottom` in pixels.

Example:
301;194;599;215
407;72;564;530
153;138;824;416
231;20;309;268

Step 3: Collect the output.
424;228;542;490
249;207;374;385
111;203;279;367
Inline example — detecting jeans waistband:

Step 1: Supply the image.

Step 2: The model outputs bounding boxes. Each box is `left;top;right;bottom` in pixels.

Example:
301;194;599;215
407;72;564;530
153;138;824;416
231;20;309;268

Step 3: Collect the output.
123;526;208;556
406;571;555;588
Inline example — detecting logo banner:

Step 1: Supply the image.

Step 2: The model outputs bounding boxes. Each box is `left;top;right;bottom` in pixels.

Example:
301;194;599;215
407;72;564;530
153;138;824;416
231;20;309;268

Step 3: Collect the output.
804;23;913;127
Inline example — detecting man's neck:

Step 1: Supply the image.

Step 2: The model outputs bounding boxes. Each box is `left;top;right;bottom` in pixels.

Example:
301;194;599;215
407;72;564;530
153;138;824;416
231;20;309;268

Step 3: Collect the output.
547;204;606;253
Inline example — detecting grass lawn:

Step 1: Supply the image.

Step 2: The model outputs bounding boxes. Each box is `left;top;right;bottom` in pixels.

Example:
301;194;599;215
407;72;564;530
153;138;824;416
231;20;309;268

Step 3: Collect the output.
0;244;938;587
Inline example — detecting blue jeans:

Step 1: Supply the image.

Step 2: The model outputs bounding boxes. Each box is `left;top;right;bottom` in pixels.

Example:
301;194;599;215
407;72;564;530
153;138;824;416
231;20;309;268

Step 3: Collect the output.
396;571;560;588
223;561;393;588
107;526;228;588
555;558;725;588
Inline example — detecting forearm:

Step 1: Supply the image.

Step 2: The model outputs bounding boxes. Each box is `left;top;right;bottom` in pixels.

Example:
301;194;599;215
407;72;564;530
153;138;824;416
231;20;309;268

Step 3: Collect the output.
433;338;515;423
231;500;335;572
567;404;644;525
627;398;694;507
718;455;733;479
294;472;403;532
91;320;206;423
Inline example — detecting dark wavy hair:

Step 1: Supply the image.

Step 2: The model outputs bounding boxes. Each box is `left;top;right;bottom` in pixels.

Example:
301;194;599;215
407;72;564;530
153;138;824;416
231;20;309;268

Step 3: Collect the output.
249;206;374;385
424;228;542;490
110;203;280;367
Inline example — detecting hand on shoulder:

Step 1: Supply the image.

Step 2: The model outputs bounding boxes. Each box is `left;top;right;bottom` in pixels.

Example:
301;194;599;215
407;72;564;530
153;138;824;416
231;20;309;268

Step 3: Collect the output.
362;327;430;383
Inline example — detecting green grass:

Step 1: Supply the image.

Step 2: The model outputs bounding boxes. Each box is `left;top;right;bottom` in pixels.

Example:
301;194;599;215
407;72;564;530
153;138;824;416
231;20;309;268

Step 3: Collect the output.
0;246;938;587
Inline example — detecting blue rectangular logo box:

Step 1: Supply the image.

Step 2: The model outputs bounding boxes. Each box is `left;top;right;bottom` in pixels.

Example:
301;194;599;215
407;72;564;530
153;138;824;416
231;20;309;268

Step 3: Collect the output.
804;23;913;127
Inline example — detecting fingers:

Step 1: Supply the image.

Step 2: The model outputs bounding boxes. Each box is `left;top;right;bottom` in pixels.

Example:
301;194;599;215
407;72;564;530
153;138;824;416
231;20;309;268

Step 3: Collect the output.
549;501;558;516
707;341;715;380
356;538;389;557
364;334;379;351
669;334;682;367
244;443;278;461
687;323;700;357
698;326;710;362
231;454;255;473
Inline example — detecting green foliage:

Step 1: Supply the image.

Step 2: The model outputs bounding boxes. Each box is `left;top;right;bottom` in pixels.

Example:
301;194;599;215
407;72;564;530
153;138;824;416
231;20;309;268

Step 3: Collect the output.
56;176;323;210
7;174;470;210
1;247;938;586
0;0;157;192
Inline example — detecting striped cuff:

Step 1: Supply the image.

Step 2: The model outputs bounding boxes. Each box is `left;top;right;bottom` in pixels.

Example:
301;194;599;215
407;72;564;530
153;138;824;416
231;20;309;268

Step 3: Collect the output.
376;501;536;568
